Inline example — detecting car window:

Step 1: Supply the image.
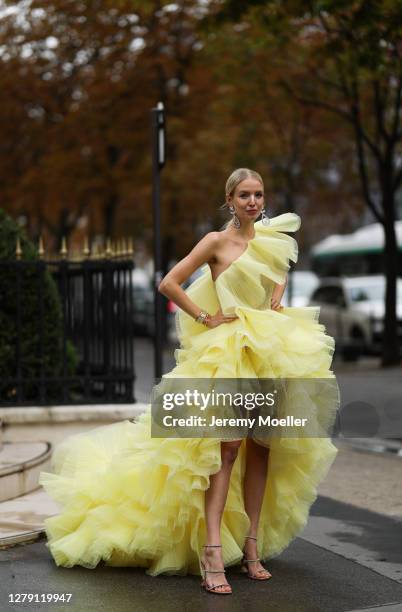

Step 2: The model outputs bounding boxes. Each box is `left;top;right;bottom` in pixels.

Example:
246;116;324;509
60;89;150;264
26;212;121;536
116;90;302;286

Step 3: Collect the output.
347;283;385;302
346;281;402;302
312;285;345;305
332;286;347;306
348;287;370;302
311;287;334;304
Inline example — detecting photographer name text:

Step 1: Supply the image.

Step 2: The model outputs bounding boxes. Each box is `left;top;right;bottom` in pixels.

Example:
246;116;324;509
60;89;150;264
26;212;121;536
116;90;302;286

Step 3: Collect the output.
162;415;308;428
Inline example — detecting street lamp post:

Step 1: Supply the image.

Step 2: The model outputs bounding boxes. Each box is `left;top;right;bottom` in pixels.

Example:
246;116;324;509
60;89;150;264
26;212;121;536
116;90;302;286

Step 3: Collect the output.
151;101;166;381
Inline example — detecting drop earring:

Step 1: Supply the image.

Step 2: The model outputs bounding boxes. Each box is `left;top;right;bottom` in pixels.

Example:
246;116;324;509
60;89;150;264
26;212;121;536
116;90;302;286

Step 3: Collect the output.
228;204;241;229
261;207;270;226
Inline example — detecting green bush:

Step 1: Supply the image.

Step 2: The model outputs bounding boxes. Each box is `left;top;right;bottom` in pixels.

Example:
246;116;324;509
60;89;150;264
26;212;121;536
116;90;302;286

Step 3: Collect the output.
0;209;78;403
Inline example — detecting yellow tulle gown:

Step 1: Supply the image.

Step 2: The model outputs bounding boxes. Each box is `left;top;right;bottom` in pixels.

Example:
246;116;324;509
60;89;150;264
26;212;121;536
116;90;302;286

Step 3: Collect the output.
39;212;340;576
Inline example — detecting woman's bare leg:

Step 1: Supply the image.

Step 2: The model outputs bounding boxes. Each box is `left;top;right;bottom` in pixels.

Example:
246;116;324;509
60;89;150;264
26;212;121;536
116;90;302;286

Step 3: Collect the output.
243;438;272;577
202;440;242;593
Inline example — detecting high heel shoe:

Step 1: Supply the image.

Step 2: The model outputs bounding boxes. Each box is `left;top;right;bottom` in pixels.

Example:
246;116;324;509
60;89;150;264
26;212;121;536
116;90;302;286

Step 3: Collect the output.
241;535;272;580
200;544;232;595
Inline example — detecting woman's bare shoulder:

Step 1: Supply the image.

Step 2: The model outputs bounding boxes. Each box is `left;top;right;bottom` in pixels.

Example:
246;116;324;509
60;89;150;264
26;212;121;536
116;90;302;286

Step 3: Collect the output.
194;231;224;251
190;231;225;265
203;230;223;243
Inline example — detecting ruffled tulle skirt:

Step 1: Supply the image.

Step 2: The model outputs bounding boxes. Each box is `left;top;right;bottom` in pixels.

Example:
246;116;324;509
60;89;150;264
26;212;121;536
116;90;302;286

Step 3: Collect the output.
39;304;339;576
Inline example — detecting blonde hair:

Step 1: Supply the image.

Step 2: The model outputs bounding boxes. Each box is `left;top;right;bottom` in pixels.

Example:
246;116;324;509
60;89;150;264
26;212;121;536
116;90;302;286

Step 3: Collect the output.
220;168;264;229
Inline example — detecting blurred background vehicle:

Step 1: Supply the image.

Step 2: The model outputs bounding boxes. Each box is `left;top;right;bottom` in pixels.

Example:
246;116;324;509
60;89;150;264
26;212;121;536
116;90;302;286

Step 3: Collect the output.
282;271;320;307
311;220;402;277
309;275;402;361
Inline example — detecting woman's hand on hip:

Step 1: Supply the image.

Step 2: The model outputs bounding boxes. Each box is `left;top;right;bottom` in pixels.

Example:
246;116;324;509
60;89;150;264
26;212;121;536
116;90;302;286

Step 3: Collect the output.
206;308;238;328
271;297;284;311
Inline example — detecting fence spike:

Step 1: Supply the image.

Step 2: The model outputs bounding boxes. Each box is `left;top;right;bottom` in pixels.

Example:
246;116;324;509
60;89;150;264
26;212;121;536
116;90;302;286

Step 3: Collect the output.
127;237;134;255
38;236;45;259
16;236;22;260
121;237;127;256
117;239;123;257
60;237;68;259
83;236;90;258
105;238;112;259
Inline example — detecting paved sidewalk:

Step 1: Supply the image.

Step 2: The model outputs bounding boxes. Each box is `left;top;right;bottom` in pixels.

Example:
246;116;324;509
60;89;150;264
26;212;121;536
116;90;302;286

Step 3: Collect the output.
0;488;59;545
319;440;402;520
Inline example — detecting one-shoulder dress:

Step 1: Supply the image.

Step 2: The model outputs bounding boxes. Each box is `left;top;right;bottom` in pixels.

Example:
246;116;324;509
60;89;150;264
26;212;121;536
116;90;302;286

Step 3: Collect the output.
39;212;340;576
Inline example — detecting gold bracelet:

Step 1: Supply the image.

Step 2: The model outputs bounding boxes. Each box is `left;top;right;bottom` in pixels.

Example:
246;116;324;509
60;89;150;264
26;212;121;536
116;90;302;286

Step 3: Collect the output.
195;310;210;325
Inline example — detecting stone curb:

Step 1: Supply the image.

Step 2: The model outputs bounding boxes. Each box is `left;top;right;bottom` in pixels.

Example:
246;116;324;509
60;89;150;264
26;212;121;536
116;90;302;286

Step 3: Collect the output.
342;437;402;459
0;403;149;424
0;529;46;550
0;441;52;478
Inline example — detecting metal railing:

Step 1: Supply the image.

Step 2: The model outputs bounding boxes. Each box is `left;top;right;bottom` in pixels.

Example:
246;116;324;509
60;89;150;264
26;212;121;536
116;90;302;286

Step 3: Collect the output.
0;237;136;406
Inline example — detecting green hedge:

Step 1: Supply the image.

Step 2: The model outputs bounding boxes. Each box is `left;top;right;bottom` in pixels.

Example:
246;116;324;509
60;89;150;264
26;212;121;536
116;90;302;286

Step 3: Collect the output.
0;209;78;402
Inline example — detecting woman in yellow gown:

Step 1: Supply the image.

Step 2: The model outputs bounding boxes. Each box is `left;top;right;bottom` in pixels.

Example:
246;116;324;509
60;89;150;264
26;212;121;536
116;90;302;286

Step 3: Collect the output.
39;168;339;596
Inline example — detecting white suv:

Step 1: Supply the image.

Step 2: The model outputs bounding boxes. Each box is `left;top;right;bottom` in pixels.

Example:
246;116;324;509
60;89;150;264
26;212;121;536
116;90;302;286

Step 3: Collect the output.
309;275;402;360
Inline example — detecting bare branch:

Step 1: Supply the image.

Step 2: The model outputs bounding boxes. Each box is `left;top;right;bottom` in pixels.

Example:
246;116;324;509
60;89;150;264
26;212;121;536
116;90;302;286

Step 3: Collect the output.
353;119;384;223
390;71;402;147
350;73;382;160
373;78;389;144
309;65;346;94
279;78;352;122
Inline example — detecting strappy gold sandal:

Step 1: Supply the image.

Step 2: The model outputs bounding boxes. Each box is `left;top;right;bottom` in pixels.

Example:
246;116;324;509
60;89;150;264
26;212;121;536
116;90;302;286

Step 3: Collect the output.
241;535;272;580
200;544;232;595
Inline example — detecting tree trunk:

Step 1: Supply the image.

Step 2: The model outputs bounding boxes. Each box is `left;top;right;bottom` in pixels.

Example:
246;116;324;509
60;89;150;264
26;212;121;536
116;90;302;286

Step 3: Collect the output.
381;193;400;366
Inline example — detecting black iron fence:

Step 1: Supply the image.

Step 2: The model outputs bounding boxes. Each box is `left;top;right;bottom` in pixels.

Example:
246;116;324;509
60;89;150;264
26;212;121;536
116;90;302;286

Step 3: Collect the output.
1;241;136;406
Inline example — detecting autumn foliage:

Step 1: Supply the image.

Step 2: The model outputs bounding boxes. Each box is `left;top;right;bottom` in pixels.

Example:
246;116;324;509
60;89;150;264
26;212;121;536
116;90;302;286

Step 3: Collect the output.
0;0;369;259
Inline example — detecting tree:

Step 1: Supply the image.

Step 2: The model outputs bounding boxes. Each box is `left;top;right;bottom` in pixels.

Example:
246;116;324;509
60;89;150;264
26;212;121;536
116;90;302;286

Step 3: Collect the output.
0;0;206;250
216;0;402;365
0;0;372;282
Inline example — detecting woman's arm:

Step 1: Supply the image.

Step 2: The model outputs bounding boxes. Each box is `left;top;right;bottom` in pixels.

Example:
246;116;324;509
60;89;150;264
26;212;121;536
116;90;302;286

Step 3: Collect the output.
158;233;238;328
271;276;287;310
